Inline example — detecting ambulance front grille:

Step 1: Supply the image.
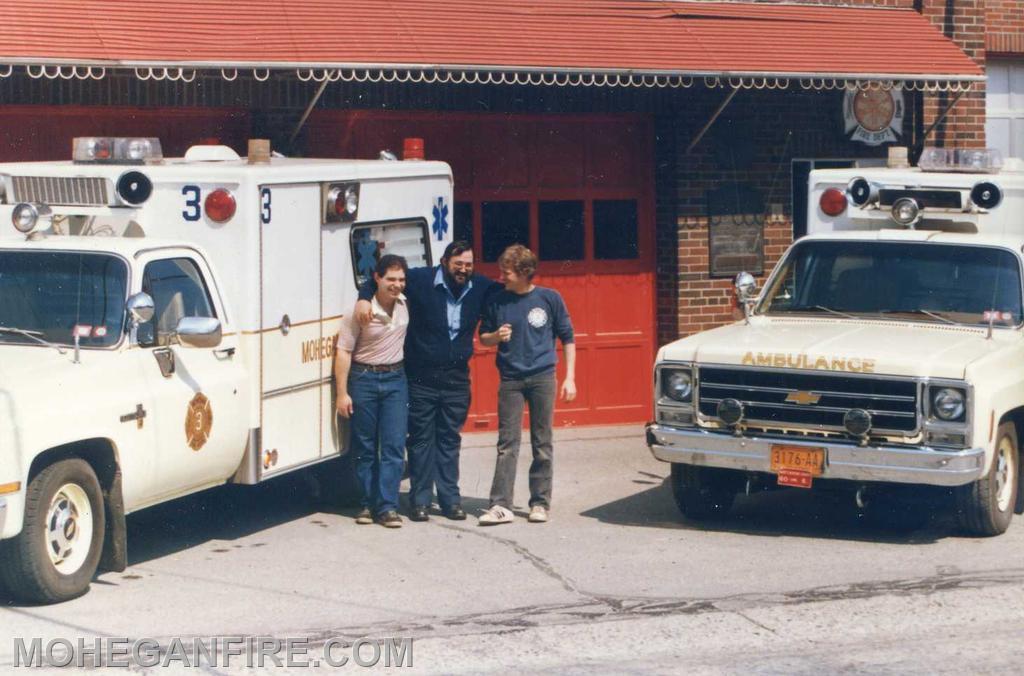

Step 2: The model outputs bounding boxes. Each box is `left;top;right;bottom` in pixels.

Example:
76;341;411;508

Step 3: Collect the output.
697;366;920;435
11;176;109;206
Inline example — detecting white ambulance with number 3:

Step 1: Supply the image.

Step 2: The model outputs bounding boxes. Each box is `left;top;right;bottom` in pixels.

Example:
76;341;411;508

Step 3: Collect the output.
0;138;452;602
647;148;1024;535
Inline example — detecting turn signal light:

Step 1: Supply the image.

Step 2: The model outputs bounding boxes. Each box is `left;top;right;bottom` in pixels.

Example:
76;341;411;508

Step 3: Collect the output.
204;188;236;222
819;188;847;217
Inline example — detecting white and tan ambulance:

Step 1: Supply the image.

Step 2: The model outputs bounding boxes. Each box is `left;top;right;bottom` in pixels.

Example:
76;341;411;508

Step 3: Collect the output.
648;148;1024;535
0;138;452;602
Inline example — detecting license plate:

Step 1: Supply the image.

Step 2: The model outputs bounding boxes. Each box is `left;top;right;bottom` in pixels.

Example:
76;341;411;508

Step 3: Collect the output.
770;445;825;476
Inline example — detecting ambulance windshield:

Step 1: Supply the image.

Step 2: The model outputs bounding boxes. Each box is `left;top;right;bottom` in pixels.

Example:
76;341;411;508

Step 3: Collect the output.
0;251;128;347
760;241;1023;327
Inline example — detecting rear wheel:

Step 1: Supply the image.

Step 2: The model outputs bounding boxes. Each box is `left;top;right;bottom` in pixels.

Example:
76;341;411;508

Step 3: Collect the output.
956;421;1018;536
0;459;105;604
670;463;737;520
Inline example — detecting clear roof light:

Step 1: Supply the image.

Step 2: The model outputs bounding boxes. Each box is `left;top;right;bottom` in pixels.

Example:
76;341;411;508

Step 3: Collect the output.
918;147;1003;173
73;137;163;164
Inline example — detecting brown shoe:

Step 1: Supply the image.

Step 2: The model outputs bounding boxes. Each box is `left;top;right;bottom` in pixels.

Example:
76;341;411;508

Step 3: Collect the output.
377;510;403;528
355;508;373;525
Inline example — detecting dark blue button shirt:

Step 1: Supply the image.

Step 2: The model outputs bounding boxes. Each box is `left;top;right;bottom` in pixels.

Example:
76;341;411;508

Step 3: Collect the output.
359;266;502;372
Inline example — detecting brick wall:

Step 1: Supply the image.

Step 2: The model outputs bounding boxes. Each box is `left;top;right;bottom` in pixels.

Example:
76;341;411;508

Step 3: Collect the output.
986;0;1024;54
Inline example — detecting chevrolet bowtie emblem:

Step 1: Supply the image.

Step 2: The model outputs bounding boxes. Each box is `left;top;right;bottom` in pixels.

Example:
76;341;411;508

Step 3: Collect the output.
785;391;822;405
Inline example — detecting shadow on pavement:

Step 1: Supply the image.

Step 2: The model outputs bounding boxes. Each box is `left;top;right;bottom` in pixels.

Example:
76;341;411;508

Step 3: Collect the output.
580;473;958;545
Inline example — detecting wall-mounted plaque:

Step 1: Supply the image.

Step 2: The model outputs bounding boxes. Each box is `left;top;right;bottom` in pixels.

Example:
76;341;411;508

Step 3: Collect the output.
707;183;764;278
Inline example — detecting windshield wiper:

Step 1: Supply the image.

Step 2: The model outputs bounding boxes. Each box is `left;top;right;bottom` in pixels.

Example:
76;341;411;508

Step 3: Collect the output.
787;305;858;319
875;309;961;326
0;326;67;353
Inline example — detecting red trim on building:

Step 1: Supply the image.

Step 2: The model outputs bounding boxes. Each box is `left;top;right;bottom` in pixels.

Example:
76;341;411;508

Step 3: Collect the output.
0;1;981;78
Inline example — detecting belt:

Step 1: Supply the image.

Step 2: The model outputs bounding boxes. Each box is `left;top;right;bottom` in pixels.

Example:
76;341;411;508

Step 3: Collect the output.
353;360;404;373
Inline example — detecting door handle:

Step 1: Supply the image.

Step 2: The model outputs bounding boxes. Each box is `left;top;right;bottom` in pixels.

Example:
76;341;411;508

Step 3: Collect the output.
214;347;236;359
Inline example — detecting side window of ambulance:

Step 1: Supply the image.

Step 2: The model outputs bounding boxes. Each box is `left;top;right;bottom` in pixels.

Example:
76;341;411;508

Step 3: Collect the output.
138;258;217;347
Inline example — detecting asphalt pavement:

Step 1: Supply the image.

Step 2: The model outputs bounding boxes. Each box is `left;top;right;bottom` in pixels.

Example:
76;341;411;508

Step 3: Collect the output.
2;424;1023;674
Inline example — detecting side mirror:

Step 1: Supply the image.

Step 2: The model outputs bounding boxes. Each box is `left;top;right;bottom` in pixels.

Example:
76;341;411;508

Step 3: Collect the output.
126;292;155;326
175;317;222;348
734;272;758;324
734;272;758;302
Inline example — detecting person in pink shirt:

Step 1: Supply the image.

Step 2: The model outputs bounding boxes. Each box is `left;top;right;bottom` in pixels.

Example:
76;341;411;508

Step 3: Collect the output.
334;255;410;528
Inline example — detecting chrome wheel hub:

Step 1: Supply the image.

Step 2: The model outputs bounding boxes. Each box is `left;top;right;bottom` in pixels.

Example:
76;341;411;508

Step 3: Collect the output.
45;483;93;574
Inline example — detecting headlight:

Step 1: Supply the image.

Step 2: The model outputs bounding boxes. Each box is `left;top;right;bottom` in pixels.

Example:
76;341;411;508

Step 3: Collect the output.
662;370;693;402
932;388;965;421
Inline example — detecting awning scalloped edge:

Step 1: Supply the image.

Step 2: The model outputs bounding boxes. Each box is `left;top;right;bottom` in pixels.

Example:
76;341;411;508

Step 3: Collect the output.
0;63;980;93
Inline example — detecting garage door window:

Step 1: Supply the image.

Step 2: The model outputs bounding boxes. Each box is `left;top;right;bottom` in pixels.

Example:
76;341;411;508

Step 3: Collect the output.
594;199;639;260
482;201;529;262
987;58;1024;160
539;200;584;261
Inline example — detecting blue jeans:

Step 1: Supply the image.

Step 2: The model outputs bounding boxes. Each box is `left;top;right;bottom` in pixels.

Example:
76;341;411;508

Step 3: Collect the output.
348;366;408;515
407;366;471;511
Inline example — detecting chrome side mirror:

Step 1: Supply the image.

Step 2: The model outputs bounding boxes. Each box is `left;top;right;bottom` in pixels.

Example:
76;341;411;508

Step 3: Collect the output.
734;272;758;323
734;272;757;302
175;317;222;348
126;292;155;326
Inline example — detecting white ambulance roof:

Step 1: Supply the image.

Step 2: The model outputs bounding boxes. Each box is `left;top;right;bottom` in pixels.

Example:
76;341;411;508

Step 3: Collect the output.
0;157;452;183
0;235;202;259
800;229;1024;252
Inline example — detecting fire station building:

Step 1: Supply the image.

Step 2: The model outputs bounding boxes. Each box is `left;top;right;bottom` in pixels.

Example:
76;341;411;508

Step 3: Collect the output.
0;0;1017;430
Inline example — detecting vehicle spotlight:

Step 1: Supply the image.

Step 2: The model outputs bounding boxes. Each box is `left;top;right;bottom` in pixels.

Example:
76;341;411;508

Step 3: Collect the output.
717;398;744;426
843;408;872;440
11;202;52;234
891;197;921;227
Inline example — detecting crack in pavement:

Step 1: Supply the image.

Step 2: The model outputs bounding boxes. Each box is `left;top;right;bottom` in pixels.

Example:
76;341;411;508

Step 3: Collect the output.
431;521;599;603
7;568;1018;669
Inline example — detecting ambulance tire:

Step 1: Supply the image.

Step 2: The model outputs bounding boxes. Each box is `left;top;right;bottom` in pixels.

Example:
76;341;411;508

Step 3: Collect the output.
0;459;105;604
670;463;736;520
956;422;1018;536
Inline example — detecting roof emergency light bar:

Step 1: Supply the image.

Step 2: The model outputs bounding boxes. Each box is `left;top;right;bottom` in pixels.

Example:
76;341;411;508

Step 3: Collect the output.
918;147;1002;174
73;137;163;164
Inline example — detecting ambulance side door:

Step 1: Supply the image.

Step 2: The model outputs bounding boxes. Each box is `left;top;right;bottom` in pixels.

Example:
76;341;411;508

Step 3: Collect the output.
258;183;324;476
135;249;249;498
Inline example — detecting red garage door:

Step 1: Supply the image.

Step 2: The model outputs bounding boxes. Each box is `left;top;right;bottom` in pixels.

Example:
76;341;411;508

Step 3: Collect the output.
308;111;656;429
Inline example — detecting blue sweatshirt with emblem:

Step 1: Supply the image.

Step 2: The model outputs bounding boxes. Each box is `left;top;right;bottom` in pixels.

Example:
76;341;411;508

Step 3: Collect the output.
480;286;575;379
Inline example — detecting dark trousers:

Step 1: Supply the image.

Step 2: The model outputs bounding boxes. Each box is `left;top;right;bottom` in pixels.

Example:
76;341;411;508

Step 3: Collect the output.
349;366;408;515
489;371;557;510
407;366;472;511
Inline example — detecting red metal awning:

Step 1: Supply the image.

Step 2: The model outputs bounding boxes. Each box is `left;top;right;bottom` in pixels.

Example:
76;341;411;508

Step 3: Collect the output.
0;1;983;88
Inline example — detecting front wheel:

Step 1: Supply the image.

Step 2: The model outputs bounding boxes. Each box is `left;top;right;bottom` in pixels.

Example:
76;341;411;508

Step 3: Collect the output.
956;421;1019;536
670;463;737;520
0;459;105;604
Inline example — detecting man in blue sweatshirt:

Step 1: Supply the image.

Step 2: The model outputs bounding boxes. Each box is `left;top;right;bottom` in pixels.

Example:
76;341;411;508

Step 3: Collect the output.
356;241;501;521
478;245;576;525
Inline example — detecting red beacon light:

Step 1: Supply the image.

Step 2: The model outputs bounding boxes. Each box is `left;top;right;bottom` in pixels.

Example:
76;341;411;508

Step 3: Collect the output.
819;188;848;217
204;188;236;223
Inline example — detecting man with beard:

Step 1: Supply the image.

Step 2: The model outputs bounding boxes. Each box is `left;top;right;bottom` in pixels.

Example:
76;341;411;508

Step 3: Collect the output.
356;241;501;521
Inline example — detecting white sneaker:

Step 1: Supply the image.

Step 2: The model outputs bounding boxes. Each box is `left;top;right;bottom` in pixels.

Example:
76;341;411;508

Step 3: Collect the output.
478;505;515;526
528;505;548;523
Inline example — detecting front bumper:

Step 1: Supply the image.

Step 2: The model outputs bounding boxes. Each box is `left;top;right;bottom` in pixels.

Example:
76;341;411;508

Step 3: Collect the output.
646;424;986;487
